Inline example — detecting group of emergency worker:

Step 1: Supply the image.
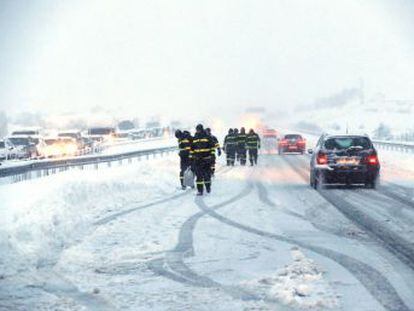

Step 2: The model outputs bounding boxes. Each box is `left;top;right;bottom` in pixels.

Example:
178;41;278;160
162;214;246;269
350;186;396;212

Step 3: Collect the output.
175;124;260;196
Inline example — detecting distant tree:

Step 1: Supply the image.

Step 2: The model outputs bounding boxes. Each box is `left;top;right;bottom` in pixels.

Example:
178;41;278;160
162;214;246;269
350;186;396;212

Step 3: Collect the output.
373;123;392;140
118;120;135;130
0;111;7;136
14;112;45;127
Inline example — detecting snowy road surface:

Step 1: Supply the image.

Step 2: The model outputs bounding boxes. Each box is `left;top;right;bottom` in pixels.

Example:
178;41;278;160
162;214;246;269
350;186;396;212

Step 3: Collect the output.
1;149;414;310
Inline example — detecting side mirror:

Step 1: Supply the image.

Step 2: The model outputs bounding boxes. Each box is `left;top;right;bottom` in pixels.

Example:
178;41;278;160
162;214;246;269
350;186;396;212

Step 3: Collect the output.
308;149;313;154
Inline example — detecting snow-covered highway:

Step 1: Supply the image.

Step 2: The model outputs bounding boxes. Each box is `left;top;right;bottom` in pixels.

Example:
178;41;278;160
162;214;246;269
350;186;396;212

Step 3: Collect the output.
1;147;414;310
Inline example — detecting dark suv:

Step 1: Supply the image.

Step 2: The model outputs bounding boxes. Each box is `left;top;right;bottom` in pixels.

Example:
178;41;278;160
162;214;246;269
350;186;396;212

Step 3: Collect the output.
309;134;380;189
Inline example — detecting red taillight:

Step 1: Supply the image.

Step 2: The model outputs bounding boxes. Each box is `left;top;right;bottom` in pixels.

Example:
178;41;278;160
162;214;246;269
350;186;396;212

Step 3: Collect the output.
366;154;379;165
298;139;306;145
317;153;328;165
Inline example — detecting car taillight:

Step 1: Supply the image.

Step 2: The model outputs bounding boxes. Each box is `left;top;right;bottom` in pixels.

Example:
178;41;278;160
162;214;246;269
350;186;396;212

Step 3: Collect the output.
298;139;306;145
317;153;328;165
366;154;379;165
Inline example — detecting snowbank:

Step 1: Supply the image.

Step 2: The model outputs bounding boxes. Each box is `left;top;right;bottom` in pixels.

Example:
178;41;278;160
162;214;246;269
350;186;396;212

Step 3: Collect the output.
0;155;178;279
245;247;339;309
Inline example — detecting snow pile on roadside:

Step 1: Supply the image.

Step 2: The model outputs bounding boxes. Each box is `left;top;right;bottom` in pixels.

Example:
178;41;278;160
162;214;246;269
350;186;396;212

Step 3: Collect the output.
245;247;339;309
0;156;177;278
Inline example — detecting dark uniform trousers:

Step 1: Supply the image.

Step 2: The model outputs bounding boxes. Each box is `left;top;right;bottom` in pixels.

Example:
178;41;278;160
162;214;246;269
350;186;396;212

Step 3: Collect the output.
236;134;247;166
210;135;220;176
224;134;236;166
246;134;260;166
191;134;215;194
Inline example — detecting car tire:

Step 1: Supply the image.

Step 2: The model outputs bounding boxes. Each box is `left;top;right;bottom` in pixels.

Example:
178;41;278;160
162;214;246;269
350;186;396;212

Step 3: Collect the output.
310;171;316;188
365;177;378;189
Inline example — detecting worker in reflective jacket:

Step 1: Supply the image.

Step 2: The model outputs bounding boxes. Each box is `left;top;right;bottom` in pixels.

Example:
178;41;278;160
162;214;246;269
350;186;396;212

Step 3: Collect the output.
190;124;215;195
223;128;237;166
246;129;261;166
236;127;248;166
233;128;239;163
205;128;221;176
175;129;192;189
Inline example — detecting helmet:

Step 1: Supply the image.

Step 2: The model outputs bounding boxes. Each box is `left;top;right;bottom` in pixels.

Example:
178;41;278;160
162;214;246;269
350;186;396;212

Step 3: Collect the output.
234;128;239;133
183;130;191;137
228;128;234;134
205;128;211;135
196;124;204;132
175;129;182;139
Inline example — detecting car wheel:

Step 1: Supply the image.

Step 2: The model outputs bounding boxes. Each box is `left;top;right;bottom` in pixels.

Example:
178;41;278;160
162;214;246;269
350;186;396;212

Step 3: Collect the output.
310;171;316;188
365;178;378;189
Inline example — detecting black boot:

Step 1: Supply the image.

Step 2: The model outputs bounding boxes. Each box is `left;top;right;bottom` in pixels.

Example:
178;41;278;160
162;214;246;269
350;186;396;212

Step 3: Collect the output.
197;183;203;195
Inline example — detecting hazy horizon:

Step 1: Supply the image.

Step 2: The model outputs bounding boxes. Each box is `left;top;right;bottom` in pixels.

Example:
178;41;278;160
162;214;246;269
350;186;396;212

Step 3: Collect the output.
1;0;414;122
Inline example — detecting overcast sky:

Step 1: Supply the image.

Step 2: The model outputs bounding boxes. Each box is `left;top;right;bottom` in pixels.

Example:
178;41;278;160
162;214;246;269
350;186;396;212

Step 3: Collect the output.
1;0;414;121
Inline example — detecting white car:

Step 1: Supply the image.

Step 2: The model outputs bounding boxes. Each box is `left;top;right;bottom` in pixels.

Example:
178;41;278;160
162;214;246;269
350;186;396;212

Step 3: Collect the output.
7;136;40;159
0;139;16;160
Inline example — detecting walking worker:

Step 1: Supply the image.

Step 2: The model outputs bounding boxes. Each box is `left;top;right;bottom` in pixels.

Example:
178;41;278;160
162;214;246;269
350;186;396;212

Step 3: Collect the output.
223;128;237;166
205;128;221;176
175;129;193;189
237;127;248;166
190;124;215;195
246;129;261;166
233;128;239;163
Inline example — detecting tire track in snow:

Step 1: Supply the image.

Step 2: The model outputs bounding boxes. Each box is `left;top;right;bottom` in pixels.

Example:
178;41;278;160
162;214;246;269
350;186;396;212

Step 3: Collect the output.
148;184;264;300
94;166;233;226
31;270;114;311
147;169;292;309
282;155;414;272
196;196;410;311
255;181;308;221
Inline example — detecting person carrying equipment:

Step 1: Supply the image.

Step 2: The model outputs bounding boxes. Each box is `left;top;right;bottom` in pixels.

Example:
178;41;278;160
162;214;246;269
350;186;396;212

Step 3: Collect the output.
247;129;261;166
233;128;239;163
175;129;193;189
190;124;215;195
205;128;221;177
223;128;237;166
237;127;247;166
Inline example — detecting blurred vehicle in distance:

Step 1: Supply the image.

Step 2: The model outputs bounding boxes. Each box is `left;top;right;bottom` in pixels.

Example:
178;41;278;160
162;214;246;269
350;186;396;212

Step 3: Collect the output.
10;127;44;137
87;127;115;143
261;128;279;154
0;139;17;160
58;130;85;149
40;137;79;158
7;135;40;159
278;134;306;154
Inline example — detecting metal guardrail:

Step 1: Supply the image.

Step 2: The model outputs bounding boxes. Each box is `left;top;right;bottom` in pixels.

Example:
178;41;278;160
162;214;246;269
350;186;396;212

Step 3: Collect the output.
0;146;177;184
294;128;414;153
373;140;414;153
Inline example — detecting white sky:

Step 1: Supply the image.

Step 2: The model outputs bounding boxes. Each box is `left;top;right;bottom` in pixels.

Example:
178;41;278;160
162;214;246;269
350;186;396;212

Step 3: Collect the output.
1;0;414;121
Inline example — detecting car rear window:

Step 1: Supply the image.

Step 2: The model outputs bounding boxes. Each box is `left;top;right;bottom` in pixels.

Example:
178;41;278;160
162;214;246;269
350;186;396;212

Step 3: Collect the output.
284;134;302;140
324;137;372;150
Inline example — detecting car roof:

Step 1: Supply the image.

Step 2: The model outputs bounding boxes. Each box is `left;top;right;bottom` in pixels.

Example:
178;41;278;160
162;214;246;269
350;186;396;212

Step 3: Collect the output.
323;133;370;139
8;135;33;138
